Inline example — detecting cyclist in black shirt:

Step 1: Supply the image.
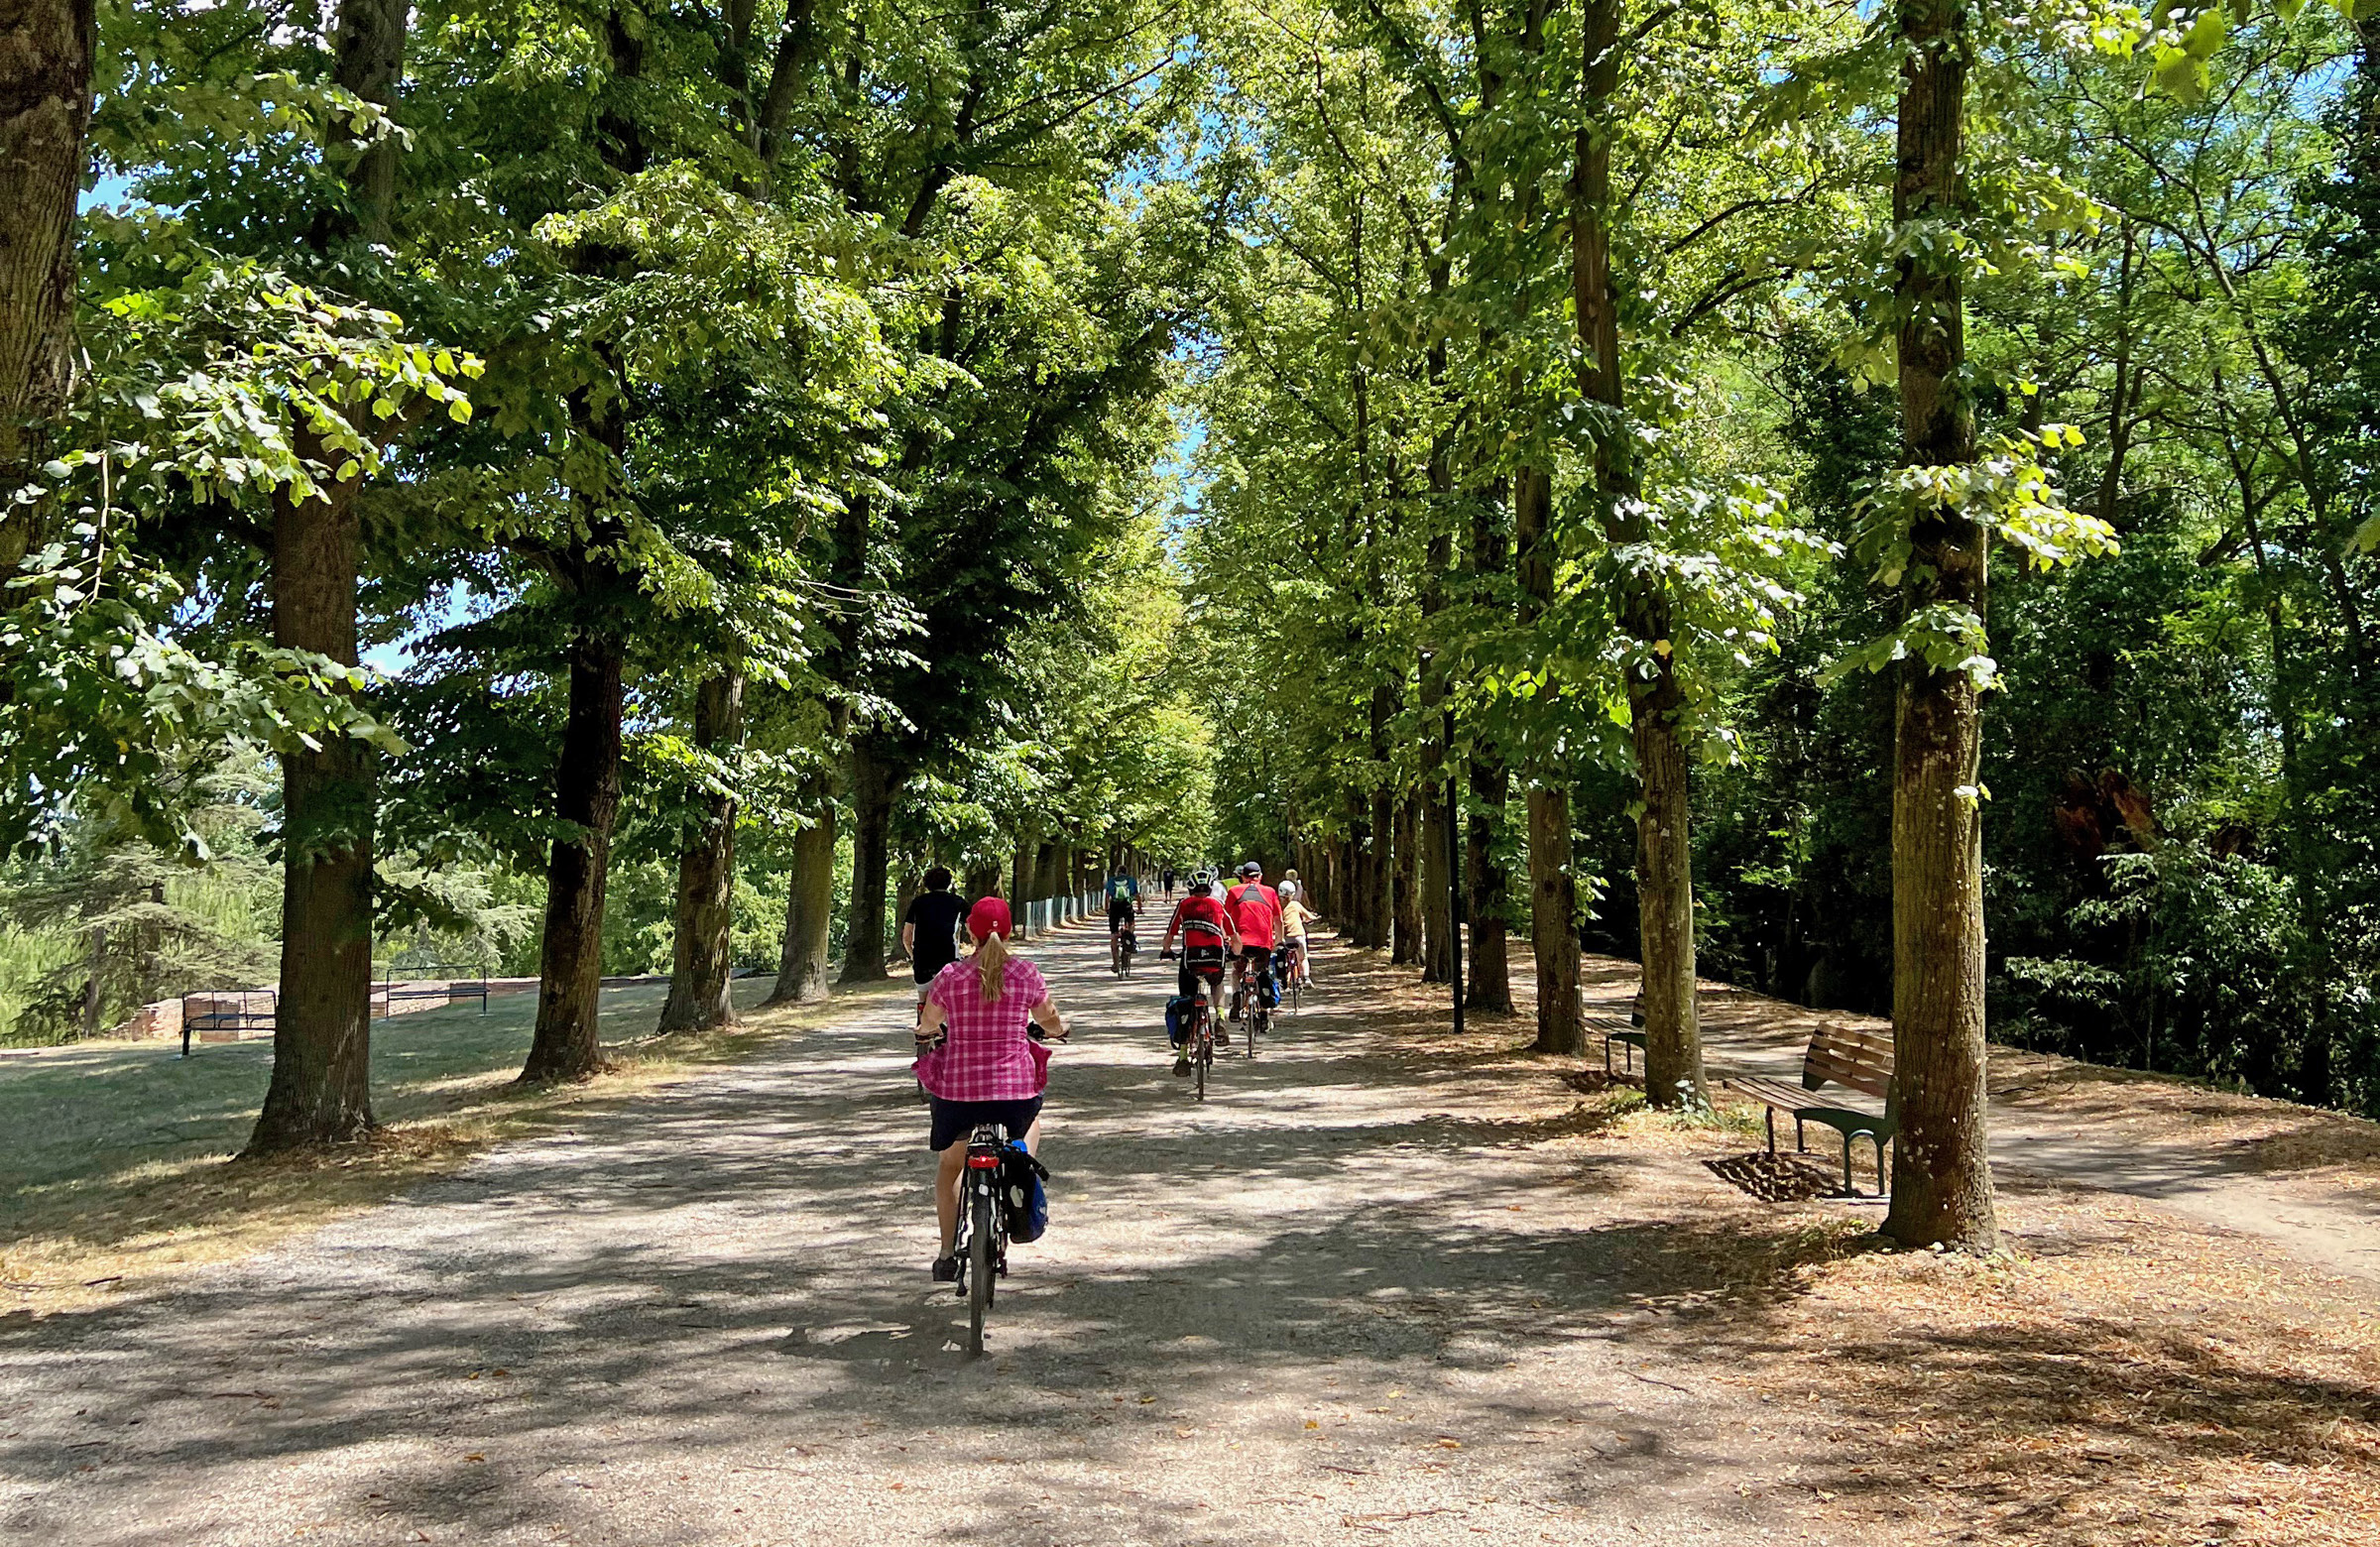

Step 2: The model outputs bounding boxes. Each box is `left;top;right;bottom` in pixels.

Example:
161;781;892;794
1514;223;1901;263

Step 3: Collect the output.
900;868;969;1020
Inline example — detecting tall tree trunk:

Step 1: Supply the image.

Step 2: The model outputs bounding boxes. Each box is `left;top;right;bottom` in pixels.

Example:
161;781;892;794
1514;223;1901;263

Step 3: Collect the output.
521;630;626;1082
1631;698;1702;1098
1011;830;1035;925
1884;0;1996;1252
768;774;836;1004
1566;0;1701;1098
837;740;900;984
248;474;378;1147
1392;792;1421;965
521;0;645;1082
1465;755;1513;1012
0;0;94;580
658;669;744;1033
1513;464;1585;1055
964;862;1001;899
1465;461;1514;1010
1526;787;1583;1054
1347;789;1376;947
1368;684;1396;952
247;0;418;1143
314;0;411;246
1420;779;1453;983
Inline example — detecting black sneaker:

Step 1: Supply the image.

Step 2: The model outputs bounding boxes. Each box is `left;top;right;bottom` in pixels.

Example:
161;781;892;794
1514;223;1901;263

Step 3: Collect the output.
932;1254;959;1283
1215;1027;1231;1048
1172;1053;1192;1077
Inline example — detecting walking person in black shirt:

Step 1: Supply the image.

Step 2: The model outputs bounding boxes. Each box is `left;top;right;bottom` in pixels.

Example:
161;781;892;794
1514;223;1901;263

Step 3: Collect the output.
900;868;970;1022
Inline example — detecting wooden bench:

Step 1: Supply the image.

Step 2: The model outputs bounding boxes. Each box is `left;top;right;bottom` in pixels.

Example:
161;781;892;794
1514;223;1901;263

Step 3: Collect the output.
1725;1022;1896;1198
1591;1013;1646;1076
1592;991;1648;1076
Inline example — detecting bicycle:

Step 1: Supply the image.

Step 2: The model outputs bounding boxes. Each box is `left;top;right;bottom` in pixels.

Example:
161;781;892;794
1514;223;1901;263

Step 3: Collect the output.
1112;925;1137;978
1164;951;1222;1101
1186;982;1216;1099
1231;954;1272;1057
1275;943;1303;1015
950;1121;1014;1356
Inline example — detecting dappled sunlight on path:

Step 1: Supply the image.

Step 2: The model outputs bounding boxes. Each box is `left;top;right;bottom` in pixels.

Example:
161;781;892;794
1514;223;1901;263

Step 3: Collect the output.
1;923;1835;1547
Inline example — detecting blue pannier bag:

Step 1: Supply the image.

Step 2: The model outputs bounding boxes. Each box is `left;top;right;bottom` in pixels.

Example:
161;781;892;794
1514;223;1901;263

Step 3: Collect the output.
1001;1140;1049;1244
1257;969;1280;1010
1164;994;1194;1047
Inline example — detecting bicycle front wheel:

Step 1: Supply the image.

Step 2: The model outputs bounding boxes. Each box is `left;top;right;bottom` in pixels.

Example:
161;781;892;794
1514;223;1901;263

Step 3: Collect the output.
967;1181;995;1355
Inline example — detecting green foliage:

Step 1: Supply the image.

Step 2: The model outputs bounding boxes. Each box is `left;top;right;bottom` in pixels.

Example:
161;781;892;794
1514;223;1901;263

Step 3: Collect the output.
0;758;278;1045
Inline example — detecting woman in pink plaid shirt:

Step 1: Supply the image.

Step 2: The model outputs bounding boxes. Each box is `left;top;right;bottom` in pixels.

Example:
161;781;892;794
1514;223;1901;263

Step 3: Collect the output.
913;895;1069;1281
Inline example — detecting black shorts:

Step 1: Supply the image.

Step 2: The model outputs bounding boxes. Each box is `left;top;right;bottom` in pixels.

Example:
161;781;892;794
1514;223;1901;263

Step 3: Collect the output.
928;1095;1043;1152
1177;945;1226;999
1239;944;1273;965
1108;901;1136;930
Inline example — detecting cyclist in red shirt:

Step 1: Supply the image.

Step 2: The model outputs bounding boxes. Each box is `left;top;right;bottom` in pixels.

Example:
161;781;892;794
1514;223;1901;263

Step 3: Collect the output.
1224;862;1283;1023
1159;870;1241;1058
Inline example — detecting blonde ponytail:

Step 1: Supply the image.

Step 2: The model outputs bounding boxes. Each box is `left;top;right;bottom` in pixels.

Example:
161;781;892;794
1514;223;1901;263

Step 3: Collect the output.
975;932;1012;1004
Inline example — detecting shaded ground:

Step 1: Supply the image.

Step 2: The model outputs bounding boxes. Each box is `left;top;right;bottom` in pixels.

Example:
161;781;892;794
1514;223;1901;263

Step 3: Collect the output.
1575;957;2380;1283
3;925;2376;1545
1;978;895;1310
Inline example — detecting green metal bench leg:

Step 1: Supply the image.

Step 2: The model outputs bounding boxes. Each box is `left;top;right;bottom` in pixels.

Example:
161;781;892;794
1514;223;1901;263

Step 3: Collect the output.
1793;1116;1807;1154
1841;1132;1855;1195
1870;1133;1889;1199
1764;1105;1775;1155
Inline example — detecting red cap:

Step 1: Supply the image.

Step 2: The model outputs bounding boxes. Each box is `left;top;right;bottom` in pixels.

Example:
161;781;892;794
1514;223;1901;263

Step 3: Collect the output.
967;896;1012;941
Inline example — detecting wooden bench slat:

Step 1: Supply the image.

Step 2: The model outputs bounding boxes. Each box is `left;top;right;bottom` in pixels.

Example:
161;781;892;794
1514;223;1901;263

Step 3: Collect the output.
1805;1023;1895;1102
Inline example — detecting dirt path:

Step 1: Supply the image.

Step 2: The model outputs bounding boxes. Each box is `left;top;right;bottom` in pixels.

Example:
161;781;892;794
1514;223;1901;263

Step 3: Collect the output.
3;924;1837;1547
1582;962;2380;1284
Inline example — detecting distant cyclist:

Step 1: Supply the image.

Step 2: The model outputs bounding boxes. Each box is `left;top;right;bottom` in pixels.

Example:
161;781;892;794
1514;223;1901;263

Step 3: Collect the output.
1278;885;1316;987
1223;861;1283;1021
1159;870;1241;1073
1106;866;1141;973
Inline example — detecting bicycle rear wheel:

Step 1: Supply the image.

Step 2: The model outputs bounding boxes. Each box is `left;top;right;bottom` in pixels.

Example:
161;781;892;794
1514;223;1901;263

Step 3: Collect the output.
967;1181;995;1355
1194;1015;1209;1103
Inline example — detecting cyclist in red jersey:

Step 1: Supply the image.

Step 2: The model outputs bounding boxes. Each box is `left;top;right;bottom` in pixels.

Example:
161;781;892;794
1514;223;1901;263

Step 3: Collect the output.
1159;871;1241;1066
1224;862;1282;1019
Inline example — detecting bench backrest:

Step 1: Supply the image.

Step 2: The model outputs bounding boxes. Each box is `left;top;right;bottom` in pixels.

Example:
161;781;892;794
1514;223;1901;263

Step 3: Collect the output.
1803;1021;1894;1106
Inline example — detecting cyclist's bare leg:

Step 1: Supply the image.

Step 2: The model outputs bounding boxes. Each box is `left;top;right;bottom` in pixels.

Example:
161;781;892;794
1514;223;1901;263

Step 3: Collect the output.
934;1143;967;1255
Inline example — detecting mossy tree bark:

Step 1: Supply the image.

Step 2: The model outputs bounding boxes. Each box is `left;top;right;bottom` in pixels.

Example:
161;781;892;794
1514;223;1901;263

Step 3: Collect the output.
1882;0;1997;1252
769;774;837;1004
658;669;744;1033
837;738;903;984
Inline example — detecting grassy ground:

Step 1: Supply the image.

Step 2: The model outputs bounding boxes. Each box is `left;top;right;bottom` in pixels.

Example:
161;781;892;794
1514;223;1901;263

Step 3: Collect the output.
0;974;906;1314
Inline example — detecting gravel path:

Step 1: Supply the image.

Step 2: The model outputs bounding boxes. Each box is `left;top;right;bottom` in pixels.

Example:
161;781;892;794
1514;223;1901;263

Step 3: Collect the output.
0;924;1827;1547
